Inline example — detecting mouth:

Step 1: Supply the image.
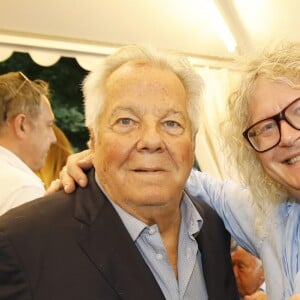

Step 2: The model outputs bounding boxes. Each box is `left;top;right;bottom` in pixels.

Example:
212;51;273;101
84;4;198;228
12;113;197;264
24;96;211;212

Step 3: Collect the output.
134;168;164;172
284;155;300;165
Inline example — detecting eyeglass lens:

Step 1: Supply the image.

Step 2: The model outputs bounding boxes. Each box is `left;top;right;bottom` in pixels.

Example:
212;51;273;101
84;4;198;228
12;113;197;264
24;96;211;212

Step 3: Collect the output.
246;97;300;152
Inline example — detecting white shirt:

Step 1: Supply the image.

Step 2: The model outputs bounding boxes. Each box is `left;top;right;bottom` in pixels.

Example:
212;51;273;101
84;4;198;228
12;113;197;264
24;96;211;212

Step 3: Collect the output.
0;146;45;216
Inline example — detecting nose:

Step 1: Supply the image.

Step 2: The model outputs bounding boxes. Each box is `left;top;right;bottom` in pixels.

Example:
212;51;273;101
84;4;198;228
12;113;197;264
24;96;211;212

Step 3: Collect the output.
278;120;300;147
136;124;165;153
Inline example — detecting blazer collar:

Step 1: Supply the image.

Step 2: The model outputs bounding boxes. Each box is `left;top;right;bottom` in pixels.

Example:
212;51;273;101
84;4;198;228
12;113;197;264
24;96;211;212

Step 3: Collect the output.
75;169;165;300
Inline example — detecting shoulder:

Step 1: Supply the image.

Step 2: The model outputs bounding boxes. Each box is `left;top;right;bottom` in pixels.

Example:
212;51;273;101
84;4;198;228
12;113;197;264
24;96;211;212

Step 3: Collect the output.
0;159;44;195
0;190;74;238
0;169;105;238
188;191;219;218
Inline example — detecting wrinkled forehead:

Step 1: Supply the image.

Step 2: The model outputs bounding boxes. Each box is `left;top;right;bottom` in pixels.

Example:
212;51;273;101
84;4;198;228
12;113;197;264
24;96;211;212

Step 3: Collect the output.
107;59;173;83
104;60;185;100
95;66;187;130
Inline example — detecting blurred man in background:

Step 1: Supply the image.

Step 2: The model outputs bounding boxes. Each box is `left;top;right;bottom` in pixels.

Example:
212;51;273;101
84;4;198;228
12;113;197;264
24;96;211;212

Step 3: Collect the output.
231;245;266;300
0;71;56;215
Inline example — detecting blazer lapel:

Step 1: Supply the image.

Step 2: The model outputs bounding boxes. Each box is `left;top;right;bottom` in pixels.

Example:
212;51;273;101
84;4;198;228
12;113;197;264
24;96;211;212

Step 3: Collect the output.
190;195;239;300
75;170;165;300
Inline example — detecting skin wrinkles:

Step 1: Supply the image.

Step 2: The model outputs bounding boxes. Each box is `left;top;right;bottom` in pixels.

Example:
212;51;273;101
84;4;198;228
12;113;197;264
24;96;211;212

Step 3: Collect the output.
90;61;194;226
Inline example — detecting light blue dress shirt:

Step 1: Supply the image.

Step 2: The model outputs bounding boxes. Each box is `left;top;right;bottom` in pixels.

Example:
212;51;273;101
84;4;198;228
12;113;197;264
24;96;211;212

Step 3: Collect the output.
110;192;207;300
186;169;300;300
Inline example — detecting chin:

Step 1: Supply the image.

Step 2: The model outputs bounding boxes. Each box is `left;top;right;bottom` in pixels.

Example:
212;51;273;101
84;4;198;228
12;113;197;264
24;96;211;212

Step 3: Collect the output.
131;193;173;207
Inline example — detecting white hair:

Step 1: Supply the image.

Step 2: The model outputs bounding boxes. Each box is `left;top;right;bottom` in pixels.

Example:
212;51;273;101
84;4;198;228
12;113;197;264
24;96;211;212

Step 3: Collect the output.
83;44;204;134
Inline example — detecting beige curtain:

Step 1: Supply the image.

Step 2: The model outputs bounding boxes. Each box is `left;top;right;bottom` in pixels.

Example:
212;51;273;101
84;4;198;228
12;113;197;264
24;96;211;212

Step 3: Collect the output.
194;66;240;180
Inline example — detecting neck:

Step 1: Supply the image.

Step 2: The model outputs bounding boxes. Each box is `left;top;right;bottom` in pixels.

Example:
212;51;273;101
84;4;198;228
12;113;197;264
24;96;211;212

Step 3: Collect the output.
123;198;181;228
0;135;22;159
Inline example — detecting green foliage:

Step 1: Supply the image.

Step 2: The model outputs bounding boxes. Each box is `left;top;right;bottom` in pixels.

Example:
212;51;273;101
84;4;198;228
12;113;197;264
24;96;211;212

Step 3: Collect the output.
0;52;89;151
54;106;85;132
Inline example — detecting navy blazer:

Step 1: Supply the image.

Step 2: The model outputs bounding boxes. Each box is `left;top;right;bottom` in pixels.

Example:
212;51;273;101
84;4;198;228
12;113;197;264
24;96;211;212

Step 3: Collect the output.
0;169;238;300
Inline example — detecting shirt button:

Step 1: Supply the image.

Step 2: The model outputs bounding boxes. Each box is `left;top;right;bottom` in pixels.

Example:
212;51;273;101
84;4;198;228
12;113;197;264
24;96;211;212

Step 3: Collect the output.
156;253;163;260
149;228;155;235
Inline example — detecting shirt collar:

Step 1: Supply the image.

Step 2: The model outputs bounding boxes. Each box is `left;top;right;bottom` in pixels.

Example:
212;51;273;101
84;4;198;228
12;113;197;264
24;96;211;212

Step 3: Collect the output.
181;190;203;237
95;174;203;241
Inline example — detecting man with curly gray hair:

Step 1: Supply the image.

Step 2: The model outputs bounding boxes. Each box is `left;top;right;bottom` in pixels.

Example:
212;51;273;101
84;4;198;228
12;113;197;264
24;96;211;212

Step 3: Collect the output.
190;42;300;300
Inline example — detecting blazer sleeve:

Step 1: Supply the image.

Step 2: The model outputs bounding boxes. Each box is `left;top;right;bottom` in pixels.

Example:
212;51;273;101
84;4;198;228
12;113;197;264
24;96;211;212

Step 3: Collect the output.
0;231;32;300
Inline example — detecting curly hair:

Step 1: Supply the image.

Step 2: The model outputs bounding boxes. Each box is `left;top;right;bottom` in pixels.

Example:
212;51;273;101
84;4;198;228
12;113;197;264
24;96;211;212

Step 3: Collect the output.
222;42;300;225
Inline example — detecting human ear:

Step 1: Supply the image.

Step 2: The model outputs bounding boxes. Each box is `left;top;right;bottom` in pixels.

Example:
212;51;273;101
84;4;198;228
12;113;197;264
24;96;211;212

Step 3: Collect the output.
11;114;30;138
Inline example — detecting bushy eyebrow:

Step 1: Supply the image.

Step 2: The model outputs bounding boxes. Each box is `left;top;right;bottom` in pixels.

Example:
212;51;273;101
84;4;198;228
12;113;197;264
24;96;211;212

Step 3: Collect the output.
163;111;185;119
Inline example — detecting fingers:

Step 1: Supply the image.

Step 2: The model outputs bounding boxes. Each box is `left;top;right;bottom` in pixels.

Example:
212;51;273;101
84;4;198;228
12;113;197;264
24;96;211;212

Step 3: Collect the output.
59;166;77;194
76;149;93;171
60;149;92;193
45;179;62;195
289;294;300;300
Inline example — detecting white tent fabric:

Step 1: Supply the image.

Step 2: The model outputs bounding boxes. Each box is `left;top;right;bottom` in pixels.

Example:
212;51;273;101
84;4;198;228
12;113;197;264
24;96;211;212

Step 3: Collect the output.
0;31;235;71
195;67;240;179
0;33;111;69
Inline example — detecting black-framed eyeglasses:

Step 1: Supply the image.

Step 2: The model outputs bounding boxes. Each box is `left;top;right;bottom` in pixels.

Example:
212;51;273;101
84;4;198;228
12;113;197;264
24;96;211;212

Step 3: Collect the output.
243;97;300;153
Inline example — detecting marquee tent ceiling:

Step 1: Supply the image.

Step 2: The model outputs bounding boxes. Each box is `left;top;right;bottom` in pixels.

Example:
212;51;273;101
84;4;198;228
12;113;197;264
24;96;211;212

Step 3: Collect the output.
0;0;299;70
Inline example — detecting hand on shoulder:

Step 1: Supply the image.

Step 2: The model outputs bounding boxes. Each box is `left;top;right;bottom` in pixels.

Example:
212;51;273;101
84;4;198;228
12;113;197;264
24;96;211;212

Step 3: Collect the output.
45;149;93;195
